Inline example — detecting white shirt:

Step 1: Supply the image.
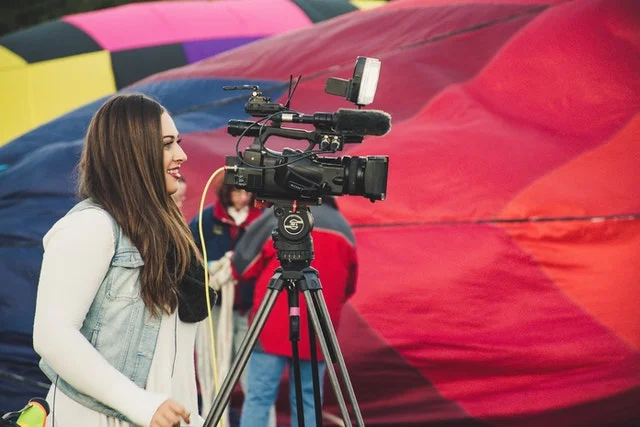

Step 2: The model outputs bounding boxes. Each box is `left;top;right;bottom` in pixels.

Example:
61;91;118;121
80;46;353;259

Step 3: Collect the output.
226;206;249;226
33;209;203;426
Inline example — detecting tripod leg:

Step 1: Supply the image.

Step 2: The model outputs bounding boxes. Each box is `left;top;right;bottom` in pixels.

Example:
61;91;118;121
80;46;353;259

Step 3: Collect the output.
289;287;306;427
301;291;354;427
308;310;323;427
203;287;280;427
311;291;365;427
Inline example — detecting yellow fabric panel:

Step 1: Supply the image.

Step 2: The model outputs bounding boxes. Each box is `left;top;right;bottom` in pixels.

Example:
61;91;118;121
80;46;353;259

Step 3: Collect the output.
350;0;388;10
29;51;116;135
0;45;27;70
0;67;31;145
0;50;116;146
0;47;30;144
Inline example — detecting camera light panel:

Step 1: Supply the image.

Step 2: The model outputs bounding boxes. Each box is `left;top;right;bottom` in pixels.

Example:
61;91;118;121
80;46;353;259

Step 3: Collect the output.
356;57;381;106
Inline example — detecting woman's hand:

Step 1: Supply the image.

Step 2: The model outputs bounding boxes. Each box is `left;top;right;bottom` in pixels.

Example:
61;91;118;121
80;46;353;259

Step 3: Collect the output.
150;399;190;427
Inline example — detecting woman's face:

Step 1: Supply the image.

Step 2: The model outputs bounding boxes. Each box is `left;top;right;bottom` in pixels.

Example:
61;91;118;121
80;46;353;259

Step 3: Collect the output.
161;111;187;195
230;189;251;210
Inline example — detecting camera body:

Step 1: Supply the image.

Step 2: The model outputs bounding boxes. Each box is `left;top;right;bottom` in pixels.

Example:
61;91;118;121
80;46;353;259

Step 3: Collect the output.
223;57;390;204
224;138;388;203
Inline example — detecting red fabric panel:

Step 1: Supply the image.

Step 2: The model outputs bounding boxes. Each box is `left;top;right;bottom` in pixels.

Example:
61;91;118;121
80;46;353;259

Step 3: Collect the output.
497;218;640;353
497;120;640;349
326;305;486;426
338;86;595;225
338;0;640;226
349;225;640;422
466;0;640;141
145;3;540;82
270;9;536;129
499;115;640;219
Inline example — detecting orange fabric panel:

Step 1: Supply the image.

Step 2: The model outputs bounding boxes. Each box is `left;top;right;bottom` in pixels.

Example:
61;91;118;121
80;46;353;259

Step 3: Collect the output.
499;118;640;348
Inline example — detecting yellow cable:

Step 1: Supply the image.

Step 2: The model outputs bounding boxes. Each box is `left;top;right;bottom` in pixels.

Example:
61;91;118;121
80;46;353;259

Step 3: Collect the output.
198;166;225;427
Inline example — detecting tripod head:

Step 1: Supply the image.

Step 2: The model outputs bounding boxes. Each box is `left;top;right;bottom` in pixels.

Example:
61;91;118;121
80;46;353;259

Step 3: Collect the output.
270;201;315;271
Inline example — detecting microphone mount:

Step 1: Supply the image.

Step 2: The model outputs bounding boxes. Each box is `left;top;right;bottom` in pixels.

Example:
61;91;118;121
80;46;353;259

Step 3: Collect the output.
223;84;287;117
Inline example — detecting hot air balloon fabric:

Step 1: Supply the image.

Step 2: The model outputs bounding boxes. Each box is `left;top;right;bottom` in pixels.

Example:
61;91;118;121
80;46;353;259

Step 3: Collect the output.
0;0;388;146
1;0;638;425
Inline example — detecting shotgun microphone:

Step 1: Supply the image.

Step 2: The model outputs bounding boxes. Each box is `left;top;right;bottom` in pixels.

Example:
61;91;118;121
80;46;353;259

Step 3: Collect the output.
275;109;391;137
334;109;391;136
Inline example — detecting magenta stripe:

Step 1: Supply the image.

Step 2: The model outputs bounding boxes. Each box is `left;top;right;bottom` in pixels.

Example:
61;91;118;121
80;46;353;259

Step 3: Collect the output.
62;0;312;52
289;307;301;317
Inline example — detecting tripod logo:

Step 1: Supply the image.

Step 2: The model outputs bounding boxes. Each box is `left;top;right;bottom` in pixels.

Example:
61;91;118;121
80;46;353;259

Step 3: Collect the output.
284;214;304;235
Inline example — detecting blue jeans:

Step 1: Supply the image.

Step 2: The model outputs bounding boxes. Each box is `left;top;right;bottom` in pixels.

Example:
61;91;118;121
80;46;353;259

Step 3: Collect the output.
240;351;326;427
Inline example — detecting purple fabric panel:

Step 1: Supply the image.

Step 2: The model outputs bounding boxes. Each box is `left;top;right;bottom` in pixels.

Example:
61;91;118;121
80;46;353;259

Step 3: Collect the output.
183;36;264;63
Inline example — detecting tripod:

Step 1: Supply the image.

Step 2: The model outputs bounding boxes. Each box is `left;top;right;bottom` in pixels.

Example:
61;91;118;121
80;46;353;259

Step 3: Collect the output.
203;201;364;427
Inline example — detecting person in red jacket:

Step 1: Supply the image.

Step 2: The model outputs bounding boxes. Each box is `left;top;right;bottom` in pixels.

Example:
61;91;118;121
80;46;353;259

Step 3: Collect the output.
232;197;358;427
189;182;263;422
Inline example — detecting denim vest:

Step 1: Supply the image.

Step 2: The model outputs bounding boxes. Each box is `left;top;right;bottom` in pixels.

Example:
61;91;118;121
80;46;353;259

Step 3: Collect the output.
39;199;161;422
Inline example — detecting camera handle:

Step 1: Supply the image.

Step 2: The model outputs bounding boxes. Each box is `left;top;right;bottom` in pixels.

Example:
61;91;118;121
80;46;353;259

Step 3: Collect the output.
203;202;364;427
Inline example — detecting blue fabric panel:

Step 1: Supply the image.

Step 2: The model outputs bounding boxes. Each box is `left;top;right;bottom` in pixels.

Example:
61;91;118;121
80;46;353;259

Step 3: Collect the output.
0;78;285;165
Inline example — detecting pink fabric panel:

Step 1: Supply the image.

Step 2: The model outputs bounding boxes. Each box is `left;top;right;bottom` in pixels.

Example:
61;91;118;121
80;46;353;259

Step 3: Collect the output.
62;0;312;52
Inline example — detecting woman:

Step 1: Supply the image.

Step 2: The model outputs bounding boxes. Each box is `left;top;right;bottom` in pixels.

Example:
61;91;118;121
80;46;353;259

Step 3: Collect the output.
33;93;211;427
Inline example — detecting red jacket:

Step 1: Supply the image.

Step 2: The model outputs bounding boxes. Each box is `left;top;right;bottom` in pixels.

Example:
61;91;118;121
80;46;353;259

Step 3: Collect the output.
232;204;357;360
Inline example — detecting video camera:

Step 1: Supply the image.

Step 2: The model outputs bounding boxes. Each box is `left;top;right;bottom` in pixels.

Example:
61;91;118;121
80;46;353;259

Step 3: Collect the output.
223;57;390;203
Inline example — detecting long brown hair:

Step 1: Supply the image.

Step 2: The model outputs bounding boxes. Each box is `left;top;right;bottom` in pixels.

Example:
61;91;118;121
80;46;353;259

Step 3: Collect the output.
78;93;200;316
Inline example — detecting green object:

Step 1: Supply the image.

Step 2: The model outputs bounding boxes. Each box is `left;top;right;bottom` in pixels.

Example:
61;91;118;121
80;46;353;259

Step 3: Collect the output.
15;400;47;427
